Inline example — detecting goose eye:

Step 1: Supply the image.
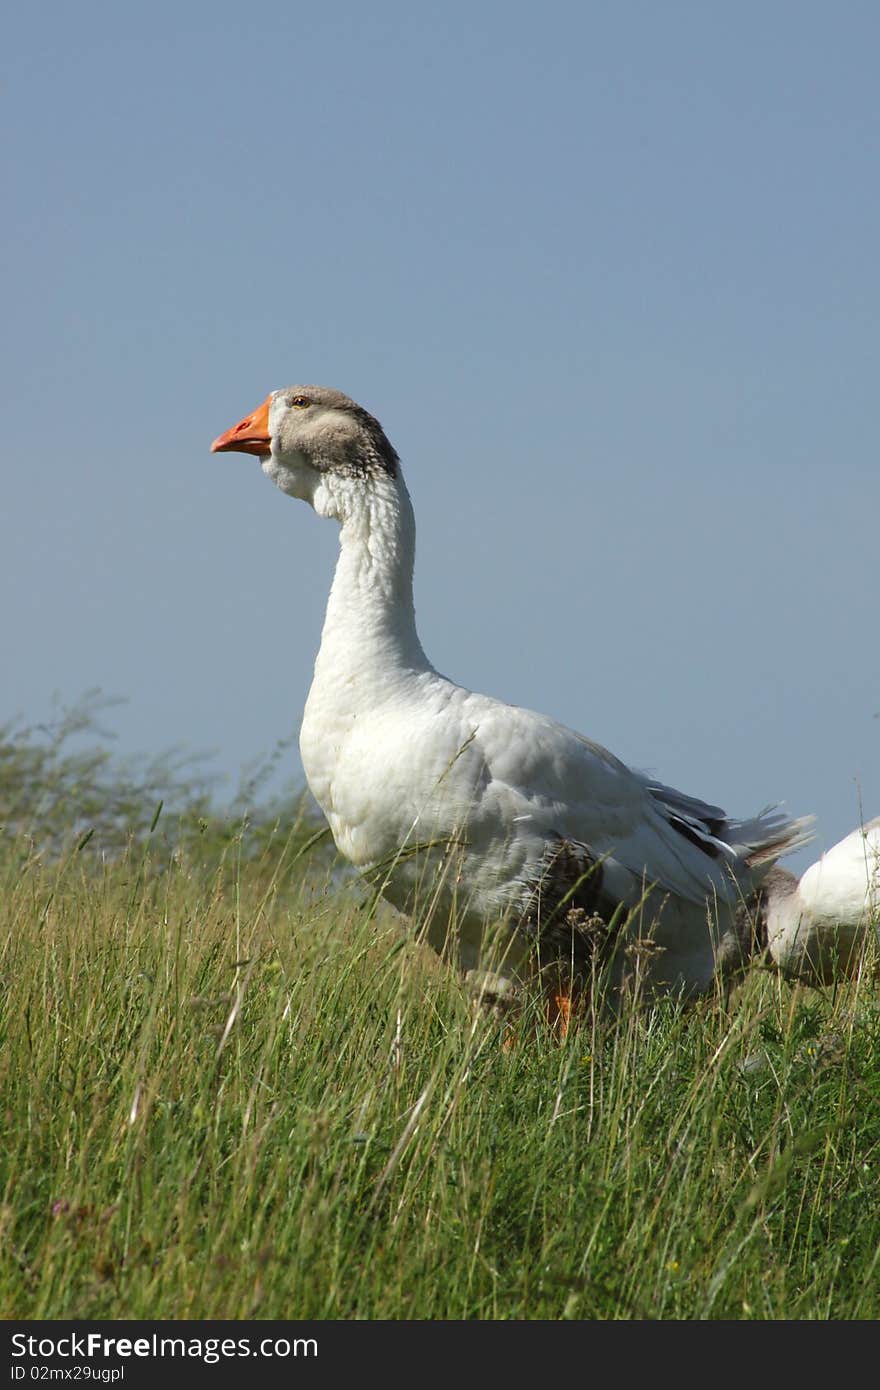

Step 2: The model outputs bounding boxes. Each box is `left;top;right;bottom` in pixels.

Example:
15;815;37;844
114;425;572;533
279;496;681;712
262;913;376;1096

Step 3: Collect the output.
291;395;311;410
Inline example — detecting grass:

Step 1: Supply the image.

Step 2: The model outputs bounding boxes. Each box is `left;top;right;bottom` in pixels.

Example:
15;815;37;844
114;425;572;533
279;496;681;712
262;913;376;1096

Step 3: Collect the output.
1;706;879;1319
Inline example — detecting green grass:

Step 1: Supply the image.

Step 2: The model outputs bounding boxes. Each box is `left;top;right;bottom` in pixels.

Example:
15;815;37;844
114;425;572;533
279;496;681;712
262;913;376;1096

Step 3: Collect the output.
1;709;879;1319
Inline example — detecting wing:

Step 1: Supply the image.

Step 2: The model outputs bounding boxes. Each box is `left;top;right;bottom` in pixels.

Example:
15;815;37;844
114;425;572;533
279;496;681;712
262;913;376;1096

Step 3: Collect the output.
461;695;805;910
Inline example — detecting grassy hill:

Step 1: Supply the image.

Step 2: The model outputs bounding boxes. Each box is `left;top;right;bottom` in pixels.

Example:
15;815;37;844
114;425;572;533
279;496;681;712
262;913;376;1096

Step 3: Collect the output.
1;704;878;1319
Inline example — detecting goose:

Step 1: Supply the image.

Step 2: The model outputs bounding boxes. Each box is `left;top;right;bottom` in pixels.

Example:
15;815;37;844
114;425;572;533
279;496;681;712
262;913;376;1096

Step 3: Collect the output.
756;818;880;985
211;385;812;1003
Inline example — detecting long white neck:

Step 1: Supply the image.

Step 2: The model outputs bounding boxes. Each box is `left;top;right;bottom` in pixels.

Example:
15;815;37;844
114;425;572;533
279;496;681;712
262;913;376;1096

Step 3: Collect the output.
313;469;433;690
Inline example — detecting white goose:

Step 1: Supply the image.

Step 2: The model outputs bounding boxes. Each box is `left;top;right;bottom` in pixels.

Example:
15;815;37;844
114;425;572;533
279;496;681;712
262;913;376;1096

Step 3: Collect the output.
212;386;813;1001
759;819;880;985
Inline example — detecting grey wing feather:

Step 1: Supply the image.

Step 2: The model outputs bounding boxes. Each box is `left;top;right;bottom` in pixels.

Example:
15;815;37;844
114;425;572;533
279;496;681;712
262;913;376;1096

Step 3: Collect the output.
640;773;813;867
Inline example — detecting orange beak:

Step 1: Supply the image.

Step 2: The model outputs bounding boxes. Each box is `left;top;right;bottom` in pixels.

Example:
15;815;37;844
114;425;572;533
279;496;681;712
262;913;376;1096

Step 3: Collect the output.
211;395;272;456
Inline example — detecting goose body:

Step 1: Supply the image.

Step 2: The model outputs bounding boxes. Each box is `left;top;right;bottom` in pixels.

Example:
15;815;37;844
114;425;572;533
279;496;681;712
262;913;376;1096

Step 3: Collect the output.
212;386;811;998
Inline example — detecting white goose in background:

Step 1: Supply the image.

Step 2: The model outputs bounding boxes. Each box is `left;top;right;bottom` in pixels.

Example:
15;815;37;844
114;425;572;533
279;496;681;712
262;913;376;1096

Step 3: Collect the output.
758;818;880;985
212;385;824;1003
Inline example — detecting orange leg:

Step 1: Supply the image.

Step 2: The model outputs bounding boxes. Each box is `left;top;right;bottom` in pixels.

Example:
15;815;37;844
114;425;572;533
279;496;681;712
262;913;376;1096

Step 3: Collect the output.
546;984;577;1038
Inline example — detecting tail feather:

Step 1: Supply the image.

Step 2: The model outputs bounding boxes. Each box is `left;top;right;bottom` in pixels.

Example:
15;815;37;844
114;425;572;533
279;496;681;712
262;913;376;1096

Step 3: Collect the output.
642;775;814;869
728;808;815;867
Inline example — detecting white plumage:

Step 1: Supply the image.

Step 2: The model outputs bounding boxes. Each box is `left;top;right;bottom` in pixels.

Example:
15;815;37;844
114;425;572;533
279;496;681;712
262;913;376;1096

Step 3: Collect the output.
212;385;835;1001
764;819;880;984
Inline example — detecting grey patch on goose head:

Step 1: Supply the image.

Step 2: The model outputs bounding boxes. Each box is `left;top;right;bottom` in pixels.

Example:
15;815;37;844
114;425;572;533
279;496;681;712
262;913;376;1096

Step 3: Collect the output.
728;864;799;969
276;385;400;480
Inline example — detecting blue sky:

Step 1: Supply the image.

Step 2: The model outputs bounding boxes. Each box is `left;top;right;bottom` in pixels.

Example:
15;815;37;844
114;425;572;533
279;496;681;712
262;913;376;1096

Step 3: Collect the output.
4;1;878;868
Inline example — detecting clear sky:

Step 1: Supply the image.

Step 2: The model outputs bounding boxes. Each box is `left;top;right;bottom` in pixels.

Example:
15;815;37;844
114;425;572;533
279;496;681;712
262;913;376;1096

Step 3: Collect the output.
3;1;878;869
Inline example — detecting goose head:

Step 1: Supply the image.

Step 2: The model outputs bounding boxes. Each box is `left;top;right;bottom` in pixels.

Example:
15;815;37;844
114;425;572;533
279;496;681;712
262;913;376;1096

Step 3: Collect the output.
211;385;399;520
